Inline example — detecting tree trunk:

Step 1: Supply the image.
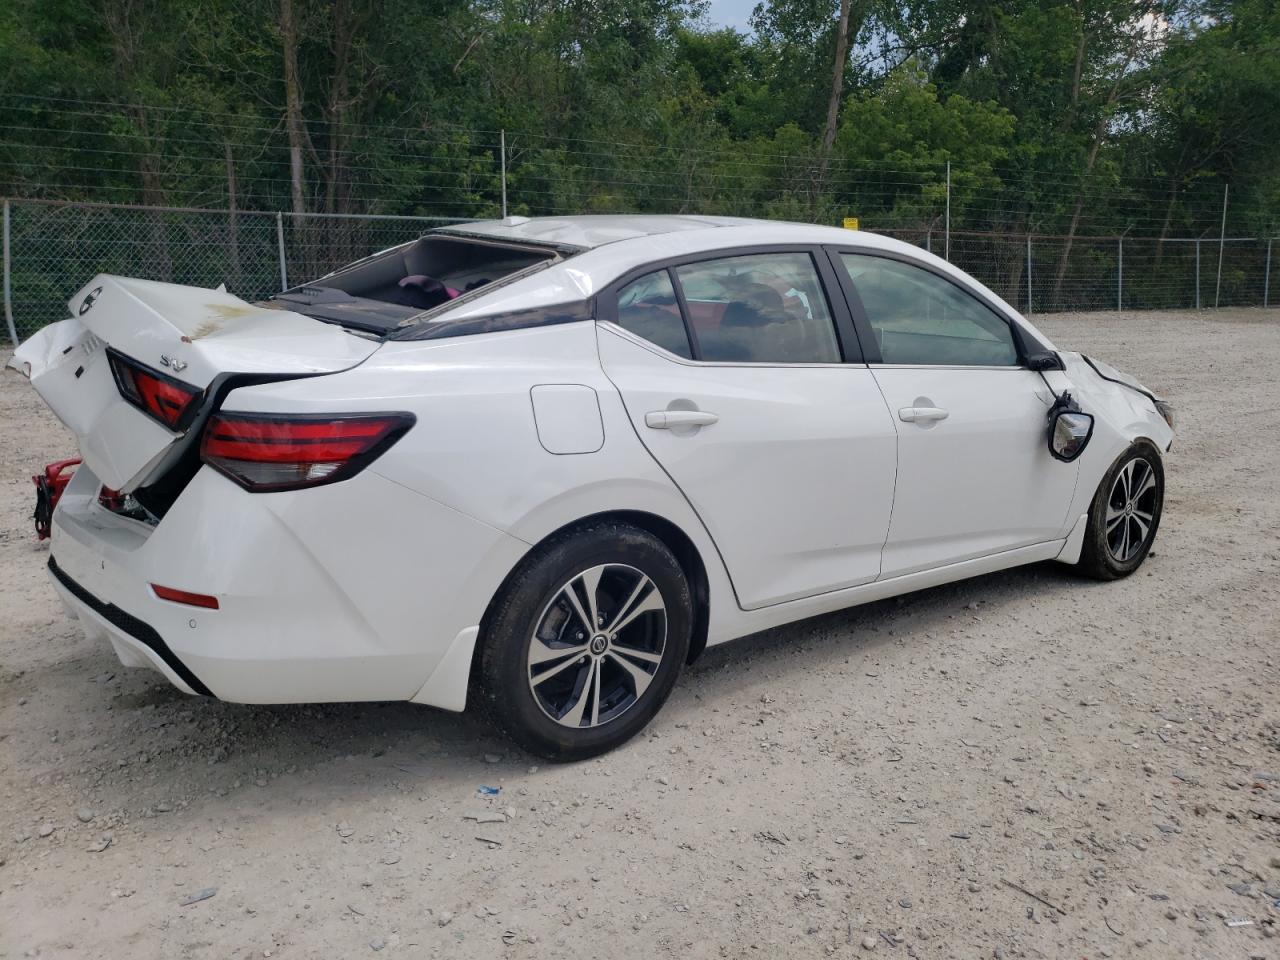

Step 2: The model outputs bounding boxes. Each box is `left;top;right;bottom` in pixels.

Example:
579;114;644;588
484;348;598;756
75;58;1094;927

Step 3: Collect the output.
1049;34;1142;306
815;0;853;217
279;0;307;218
225;139;242;289
822;0;852;156
1154;175;1178;268
326;0;353;218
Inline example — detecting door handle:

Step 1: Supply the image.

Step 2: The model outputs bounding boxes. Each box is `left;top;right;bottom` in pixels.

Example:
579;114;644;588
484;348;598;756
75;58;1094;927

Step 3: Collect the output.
898;406;949;423
645;410;719;430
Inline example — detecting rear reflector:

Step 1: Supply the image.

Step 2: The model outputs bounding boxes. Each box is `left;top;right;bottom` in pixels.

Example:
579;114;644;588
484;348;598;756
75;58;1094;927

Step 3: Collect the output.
107;349;202;430
200;412;415;492
151;584;220;609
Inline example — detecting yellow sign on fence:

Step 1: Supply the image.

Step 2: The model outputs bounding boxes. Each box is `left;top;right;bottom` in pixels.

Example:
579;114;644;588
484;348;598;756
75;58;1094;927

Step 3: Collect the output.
842;217;860;230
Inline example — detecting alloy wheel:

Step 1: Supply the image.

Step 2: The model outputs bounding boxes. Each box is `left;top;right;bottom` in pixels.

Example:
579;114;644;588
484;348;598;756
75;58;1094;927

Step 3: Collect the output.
1105;457;1158;562
526;563;668;729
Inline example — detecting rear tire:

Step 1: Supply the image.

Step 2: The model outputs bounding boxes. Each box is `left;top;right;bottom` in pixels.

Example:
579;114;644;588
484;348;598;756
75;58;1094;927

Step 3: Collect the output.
476;521;692;761
1077;441;1164;581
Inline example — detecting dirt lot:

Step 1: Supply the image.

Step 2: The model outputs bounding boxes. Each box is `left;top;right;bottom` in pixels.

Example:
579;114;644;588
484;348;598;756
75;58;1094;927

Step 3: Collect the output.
2;308;1278;960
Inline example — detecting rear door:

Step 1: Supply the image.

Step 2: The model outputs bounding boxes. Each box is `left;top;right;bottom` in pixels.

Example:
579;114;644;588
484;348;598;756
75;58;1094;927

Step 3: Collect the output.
597;248;898;610
829;250;1079;578
9;275;380;492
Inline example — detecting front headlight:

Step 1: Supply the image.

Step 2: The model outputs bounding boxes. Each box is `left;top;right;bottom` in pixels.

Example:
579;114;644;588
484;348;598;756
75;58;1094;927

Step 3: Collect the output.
1154;399;1175;431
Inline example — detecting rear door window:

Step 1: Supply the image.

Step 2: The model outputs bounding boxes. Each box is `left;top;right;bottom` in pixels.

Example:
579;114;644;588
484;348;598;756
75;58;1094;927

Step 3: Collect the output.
673;252;841;363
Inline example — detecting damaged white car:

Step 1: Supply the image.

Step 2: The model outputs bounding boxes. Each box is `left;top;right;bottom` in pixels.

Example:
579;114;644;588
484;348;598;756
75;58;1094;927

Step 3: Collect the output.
9;215;1174;759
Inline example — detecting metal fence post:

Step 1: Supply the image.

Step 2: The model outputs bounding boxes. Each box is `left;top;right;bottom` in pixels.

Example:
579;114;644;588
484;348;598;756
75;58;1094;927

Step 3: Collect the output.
925;230;931;254
1259;236;1269;308
944;161;951;261
1117;235;1123;311
275;211;289;290
1195;239;1201;310
500;129;508;219
1266;238;1273;309
3;200;17;347
1215;183;1228;308
1026;234;1033;314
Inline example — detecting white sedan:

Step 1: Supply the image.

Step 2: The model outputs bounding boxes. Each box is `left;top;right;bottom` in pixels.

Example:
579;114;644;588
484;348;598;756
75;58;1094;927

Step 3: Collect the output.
10;216;1173;759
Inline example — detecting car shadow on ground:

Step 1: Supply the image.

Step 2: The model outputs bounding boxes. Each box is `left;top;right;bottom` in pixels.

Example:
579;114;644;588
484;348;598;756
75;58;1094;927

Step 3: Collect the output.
19;558;1094;818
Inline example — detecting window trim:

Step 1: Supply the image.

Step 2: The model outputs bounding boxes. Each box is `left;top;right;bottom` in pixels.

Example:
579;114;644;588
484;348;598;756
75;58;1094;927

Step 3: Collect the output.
822;246;1046;367
599;245;864;365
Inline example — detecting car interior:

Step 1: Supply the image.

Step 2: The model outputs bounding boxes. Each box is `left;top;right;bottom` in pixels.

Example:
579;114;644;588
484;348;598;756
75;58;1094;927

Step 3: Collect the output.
271;235;559;333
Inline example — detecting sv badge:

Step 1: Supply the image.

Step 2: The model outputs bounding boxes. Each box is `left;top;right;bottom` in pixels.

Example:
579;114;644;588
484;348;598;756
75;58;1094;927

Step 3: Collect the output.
160;355;188;373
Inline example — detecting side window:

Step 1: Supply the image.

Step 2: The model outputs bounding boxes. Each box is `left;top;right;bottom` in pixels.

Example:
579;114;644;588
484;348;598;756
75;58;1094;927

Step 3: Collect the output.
674;253;841;363
614;270;692;358
838;254;1018;366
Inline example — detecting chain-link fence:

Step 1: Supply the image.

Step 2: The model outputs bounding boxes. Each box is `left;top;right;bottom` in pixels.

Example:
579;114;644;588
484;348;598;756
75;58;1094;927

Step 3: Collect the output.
3;198;1276;345
2;200;465;343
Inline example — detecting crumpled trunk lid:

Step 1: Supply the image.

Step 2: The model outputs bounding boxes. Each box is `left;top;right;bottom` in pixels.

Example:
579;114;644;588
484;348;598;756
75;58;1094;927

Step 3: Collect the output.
7;275;380;492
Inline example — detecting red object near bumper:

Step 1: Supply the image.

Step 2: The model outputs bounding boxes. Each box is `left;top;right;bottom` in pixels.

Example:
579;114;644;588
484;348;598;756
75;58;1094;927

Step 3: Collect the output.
32;458;81;540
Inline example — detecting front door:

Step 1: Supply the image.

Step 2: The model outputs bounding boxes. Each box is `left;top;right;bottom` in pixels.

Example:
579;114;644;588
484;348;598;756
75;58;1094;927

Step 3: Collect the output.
830;251;1080;578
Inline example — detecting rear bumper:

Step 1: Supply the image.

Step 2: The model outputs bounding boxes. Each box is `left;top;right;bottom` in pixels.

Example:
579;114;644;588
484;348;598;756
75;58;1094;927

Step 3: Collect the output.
48;461;529;706
48;556;208;695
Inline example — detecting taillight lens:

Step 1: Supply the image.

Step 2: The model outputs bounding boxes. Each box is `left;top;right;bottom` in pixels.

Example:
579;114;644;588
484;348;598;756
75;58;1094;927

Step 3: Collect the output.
200;412;414;492
107;349;201;430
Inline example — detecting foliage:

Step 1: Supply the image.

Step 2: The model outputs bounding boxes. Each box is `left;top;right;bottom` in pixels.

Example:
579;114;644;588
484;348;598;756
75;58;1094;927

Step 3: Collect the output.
0;0;1275;238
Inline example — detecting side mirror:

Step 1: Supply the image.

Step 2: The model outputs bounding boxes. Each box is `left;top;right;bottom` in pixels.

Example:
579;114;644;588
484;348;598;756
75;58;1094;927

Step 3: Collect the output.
1048;409;1094;462
1025;351;1064;372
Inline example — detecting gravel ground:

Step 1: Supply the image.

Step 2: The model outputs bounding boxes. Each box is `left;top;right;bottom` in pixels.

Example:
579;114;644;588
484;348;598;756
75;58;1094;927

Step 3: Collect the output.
2;308;1278;960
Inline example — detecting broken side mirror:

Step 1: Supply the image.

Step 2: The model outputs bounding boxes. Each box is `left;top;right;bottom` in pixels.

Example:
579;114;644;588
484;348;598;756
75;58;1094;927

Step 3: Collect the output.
1048;408;1094;462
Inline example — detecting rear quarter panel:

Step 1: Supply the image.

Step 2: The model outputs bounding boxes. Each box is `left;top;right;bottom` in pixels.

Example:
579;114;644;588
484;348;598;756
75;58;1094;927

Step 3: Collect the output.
218;321;739;649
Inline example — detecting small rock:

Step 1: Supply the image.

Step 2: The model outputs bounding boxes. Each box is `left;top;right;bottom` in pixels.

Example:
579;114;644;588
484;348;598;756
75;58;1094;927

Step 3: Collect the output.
336;821;355;838
656;776;669;786
861;934;878;950
1165;908;1178;920
438;911;454;927
75;809;95;824
899;899;912;909
37;823;55;838
483;753;501;764
154;801;173;813
369;939;386;952
86;834;113;853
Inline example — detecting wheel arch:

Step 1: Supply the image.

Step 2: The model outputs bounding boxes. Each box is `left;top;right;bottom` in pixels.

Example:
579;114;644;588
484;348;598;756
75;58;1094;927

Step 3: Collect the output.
471;509;712;691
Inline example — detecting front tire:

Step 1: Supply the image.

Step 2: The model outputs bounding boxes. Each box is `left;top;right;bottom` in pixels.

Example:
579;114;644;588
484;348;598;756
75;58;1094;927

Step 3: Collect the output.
477;521;692;761
1077;441;1164;580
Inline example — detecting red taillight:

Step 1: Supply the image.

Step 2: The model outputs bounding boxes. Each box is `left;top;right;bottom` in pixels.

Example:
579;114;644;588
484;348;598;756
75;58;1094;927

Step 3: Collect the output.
107;349;201;430
200;412;414;492
151;584;220;609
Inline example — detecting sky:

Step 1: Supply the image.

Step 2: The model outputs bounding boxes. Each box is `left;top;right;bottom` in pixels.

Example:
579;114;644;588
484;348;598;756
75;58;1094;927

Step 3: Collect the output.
703;0;757;32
